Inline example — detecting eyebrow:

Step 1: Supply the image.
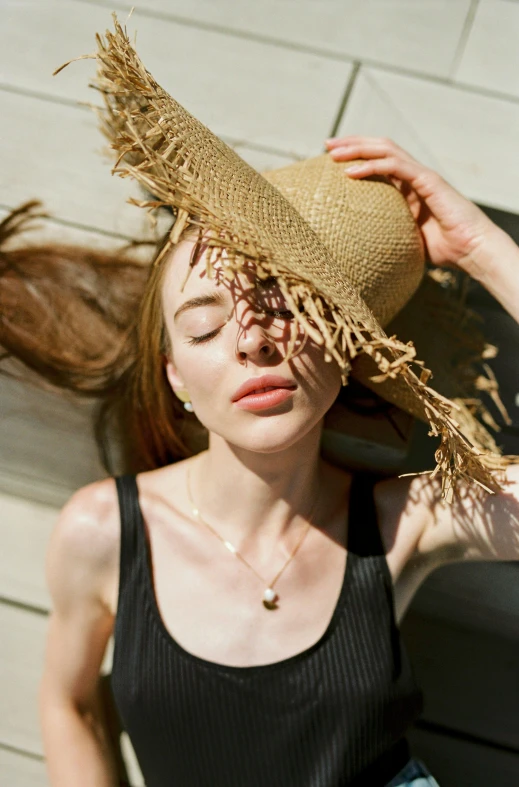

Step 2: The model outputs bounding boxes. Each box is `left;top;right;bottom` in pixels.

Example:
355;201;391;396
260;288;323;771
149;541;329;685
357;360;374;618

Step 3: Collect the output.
173;291;227;321
173;277;280;321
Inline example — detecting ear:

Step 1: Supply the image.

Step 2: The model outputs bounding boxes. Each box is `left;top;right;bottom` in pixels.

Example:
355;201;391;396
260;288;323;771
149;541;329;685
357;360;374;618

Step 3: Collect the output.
164;354;185;395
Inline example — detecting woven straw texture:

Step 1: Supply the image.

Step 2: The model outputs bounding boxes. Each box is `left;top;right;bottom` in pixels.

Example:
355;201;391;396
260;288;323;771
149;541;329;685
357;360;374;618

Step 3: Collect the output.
55;14;518;499
265;155;425;328
265;157;507;449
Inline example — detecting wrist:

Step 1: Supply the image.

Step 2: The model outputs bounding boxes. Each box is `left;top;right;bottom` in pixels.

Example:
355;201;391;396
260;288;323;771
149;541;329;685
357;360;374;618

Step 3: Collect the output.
459;222;519;321
459;223;519;285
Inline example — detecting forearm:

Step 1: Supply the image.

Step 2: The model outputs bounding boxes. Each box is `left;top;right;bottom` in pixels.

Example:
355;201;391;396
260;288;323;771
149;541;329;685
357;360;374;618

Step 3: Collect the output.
463;225;519;323
40;695;121;787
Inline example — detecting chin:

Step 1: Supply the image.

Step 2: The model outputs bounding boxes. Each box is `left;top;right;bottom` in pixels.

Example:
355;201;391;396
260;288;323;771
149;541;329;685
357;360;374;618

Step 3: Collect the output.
207;409;325;454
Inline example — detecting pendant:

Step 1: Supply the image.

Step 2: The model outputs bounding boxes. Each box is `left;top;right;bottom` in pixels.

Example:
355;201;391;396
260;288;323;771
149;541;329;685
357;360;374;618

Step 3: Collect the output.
262;587;278;610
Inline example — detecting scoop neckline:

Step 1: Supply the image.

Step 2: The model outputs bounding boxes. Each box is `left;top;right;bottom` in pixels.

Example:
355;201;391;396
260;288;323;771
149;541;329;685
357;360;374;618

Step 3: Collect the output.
133;473;357;675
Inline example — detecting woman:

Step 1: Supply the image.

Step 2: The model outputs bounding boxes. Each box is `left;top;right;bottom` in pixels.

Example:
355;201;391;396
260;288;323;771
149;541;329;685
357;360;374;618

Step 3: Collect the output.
19;20;518;787
30;135;519;787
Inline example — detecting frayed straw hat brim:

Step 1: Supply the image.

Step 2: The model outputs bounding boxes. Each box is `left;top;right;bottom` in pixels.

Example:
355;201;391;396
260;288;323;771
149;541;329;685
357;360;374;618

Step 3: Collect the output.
55;14;518;500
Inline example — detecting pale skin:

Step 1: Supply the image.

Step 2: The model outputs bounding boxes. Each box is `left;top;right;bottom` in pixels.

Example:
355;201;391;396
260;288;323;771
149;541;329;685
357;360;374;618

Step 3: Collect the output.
39;138;519;785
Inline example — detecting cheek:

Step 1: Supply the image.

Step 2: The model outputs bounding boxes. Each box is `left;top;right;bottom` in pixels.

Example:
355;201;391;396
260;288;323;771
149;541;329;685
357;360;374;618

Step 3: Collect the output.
292;340;343;394
171;339;229;397
314;362;343;412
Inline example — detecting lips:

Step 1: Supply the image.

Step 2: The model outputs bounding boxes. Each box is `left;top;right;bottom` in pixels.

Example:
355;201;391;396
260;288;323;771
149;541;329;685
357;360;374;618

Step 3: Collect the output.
231;375;297;403
247;386;280;394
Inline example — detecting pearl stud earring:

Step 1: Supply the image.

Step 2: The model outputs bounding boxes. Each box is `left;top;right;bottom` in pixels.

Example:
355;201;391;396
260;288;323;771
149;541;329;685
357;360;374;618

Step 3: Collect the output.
175;389;194;412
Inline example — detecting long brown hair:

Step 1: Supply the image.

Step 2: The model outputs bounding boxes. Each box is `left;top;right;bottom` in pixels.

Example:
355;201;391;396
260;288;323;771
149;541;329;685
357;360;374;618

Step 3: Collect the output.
1;201;404;477
127;230;209;472
0;202;203;474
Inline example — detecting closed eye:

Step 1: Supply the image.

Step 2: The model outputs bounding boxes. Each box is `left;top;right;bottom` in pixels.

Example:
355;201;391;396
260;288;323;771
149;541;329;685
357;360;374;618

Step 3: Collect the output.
186;309;294;346
186;326;222;345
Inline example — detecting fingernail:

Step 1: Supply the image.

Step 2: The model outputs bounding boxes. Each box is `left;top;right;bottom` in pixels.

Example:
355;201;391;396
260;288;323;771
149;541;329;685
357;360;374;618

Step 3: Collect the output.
345;164;366;174
329;146;349;157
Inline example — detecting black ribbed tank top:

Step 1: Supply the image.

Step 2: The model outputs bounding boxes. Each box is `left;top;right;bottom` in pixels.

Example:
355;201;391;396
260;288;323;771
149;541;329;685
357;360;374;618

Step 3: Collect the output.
112;472;423;787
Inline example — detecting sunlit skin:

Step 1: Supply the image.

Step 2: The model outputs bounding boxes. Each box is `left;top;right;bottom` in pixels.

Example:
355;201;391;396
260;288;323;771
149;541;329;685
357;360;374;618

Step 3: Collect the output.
38;139;519;786
163;239;342;451
103;236;358;666
161;236;345;549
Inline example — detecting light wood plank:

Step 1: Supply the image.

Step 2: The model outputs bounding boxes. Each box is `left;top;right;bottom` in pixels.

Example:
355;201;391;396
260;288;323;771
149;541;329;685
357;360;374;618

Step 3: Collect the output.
0;495;57;610
337;67;519;213
0;374;109;504
1;604;113;756
0;87;298;237
2;604;47;755
0;90;149;237
120;733;145;787
0;468;77;511
0;747;48;787
0;1;351;156
454;0;519;98
82;0;472;79
0;214;132;503
0;236;116;502
0;207;165;254
0;720;143;787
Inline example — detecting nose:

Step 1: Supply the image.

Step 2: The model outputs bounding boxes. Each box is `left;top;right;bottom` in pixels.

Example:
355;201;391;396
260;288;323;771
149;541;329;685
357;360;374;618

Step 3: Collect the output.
235;320;276;364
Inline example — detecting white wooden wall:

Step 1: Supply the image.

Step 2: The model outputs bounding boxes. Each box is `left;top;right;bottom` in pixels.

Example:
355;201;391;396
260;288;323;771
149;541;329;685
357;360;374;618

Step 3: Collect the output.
1;1;519;785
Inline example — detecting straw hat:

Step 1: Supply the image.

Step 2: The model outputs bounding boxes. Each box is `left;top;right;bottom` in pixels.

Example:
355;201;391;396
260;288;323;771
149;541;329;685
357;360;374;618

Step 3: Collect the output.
56;15;515;499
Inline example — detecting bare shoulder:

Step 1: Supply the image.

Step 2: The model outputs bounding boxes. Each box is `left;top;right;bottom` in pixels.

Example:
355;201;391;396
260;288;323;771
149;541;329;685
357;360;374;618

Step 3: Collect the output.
371;472;438;581
46;477;121;613
54;477;121;564
368;471;457;619
413;464;519;562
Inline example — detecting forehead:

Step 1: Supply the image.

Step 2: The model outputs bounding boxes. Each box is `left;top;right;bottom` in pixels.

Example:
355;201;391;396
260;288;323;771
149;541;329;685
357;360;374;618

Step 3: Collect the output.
161;237;274;307
162;237;205;305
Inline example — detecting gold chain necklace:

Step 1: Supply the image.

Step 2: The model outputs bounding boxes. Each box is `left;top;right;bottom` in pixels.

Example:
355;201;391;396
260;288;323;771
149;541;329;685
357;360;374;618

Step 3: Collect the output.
186;467;320;610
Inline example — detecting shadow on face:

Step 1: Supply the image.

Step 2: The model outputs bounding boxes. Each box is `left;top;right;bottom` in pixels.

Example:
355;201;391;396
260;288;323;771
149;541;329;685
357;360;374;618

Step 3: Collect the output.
159;237;343;455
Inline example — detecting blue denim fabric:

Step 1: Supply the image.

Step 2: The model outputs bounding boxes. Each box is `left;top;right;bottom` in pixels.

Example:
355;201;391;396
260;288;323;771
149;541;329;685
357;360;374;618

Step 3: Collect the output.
385;757;440;787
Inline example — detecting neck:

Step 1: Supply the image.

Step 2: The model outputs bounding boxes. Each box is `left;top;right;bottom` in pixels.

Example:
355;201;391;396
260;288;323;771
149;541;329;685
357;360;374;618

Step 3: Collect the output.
188;422;324;550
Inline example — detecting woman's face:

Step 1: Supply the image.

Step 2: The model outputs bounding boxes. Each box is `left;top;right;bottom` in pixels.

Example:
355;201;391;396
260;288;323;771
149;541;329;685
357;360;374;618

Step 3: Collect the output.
162;237;342;453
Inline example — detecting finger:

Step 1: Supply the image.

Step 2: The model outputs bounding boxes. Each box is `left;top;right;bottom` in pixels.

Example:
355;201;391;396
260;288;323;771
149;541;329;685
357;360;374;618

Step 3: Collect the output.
326;135;394;149
328;140;416;166
343;155;436;191
343;157;467;223
326;136;416;162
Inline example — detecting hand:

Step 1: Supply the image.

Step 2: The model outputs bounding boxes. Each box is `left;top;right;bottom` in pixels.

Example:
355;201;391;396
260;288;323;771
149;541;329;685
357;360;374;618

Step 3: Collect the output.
325;135;500;277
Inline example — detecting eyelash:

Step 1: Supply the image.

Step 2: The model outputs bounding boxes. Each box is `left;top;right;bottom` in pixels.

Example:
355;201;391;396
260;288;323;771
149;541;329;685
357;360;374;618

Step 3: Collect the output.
187;310;294;346
187;327;221;346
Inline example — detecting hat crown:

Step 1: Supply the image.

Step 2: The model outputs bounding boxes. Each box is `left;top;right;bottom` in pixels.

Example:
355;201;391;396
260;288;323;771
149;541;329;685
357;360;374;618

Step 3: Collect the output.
70;15;510;495
264;155;424;327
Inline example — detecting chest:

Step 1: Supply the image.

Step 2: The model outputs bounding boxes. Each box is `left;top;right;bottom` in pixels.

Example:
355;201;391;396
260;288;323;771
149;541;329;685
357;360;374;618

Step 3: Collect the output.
109;473;425;787
111;546;420;787
107;475;427;667
141;520;351;667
